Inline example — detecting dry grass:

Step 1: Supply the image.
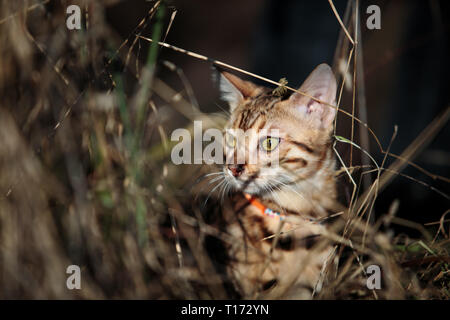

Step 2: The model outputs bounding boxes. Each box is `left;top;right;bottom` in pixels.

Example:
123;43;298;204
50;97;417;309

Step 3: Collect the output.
0;0;448;299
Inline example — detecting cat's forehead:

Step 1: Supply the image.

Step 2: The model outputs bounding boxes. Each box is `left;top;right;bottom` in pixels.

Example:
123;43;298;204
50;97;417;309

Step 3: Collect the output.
226;93;327;146
228;93;283;131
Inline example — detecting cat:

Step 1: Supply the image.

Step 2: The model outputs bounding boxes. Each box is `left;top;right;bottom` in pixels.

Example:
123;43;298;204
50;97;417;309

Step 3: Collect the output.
214;64;343;299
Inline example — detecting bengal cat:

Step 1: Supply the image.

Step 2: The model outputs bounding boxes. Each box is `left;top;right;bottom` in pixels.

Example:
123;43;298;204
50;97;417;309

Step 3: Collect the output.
214;64;342;299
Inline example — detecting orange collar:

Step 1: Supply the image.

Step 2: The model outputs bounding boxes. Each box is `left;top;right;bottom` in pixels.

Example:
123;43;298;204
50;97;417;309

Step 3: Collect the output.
244;193;285;220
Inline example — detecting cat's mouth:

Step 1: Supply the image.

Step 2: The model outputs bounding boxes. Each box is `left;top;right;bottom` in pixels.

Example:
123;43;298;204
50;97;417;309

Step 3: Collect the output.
225;172;283;196
224;170;260;194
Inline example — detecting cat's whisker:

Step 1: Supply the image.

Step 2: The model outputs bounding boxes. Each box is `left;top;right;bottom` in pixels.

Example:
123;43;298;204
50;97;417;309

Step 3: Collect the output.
219;180;232;204
270;176;326;215
203;171;225;178
266;180;286;200
270;177;306;201
192;171;224;188
277;175;328;214
203;178;226;208
193;172;226;203
207;175;226;185
266;182;287;215
263;181;278;200
279;175;319;207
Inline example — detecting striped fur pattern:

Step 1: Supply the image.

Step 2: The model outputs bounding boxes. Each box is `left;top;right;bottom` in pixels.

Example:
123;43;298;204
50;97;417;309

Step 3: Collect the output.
217;64;341;299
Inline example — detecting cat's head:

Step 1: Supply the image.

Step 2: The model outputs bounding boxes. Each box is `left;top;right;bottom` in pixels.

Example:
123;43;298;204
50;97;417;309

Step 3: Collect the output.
218;64;337;196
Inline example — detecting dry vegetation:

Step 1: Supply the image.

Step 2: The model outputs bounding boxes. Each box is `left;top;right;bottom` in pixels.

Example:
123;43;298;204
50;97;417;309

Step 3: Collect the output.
0;0;448;299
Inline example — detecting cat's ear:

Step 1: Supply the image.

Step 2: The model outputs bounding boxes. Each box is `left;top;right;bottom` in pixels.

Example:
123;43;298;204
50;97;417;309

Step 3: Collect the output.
214;68;262;111
288;64;337;130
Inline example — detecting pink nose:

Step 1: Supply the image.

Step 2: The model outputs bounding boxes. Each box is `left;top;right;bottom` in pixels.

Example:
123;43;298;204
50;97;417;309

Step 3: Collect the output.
228;164;244;177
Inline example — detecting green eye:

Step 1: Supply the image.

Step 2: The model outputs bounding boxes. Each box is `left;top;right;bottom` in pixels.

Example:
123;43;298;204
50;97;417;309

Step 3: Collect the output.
260;137;280;152
225;132;236;148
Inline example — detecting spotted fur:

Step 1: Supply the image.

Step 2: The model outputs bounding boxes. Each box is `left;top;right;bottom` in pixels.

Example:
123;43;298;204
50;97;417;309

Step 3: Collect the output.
217;64;342;299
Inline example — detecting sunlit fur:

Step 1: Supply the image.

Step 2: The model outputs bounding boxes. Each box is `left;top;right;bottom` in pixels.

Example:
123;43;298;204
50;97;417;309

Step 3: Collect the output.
214;64;342;299
221;64;338;216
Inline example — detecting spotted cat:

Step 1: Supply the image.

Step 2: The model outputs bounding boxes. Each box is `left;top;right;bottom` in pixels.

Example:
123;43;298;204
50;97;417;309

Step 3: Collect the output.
216;64;342;299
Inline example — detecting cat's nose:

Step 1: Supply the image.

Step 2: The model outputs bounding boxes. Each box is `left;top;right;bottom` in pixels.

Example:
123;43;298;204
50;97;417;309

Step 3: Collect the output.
228;164;245;177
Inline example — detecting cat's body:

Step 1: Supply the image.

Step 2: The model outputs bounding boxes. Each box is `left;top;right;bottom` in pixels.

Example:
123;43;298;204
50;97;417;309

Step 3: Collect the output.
214;64;343;299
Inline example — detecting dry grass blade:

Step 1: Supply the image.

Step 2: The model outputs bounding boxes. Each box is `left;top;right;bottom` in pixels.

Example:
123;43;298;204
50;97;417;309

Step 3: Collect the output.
328;0;355;45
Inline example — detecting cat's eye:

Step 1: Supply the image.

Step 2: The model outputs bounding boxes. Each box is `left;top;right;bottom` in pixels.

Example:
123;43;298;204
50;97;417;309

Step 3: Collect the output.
260;137;280;152
224;132;236;148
